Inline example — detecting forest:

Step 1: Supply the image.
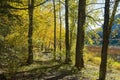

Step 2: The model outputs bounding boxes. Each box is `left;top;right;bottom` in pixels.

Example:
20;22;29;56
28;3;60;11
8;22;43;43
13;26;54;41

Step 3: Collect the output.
0;0;120;80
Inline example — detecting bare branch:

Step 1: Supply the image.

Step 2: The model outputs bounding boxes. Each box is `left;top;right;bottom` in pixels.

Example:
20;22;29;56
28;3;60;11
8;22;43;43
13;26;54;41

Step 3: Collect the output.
87;1;115;6
87;7;104;14
86;15;103;26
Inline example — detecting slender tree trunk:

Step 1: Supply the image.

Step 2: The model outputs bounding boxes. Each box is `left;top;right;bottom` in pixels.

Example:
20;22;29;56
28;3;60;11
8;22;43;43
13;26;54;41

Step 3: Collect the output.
59;0;62;60
53;0;56;60
27;0;34;64
99;0;119;80
75;0;86;69
99;0;110;79
65;0;71;64
69;1;76;54
70;18;75;51
41;43;44;51
108;0;120;31
69;27;73;53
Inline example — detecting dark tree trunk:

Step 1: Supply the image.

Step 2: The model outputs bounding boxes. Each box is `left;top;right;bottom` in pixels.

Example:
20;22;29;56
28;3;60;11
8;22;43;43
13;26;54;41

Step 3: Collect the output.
27;0;34;64
99;0;119;80
98;0;110;79
65;0;71;64
59;0;62;60
41;43;44;51
75;0;86;69
53;0;56;60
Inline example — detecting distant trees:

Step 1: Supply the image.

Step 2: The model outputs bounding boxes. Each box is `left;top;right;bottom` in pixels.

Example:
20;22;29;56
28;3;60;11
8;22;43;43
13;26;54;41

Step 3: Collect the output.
75;0;86;69
0;0;22;38
69;0;77;55
0;0;23;52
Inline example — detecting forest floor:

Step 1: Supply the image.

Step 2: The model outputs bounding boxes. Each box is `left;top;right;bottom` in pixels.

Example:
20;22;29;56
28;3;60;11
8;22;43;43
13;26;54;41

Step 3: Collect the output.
1;51;120;80
2;59;119;80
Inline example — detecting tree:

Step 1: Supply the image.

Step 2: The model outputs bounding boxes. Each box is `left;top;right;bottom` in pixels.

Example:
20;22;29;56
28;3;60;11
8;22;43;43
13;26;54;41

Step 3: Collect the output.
53;0;56;60
99;0;119;80
0;0;23;52
0;0;22;37
75;0;86;69
98;0;110;79
59;0;62;60
65;0;71;64
27;0;34;64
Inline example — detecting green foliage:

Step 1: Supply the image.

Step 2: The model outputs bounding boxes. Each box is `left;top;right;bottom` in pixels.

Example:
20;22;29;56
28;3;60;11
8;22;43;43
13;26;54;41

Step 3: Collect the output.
71;66;79;73
0;51;21;79
107;57;120;70
107;57;114;70
112;62;120;70
0;0;120;79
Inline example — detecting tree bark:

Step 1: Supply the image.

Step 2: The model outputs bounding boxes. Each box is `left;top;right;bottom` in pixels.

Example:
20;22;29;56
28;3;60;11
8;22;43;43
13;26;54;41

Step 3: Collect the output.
27;0;34;64
65;0;71;64
75;0;86;69
53;0;56;60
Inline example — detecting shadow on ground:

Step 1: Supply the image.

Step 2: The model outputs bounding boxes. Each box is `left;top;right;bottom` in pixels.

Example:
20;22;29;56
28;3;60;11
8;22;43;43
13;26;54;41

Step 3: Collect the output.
13;60;77;80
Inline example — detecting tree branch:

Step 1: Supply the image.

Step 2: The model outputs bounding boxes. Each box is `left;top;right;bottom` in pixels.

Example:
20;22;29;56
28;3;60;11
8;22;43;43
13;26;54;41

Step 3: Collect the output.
86;15;103;26
0;0;50;10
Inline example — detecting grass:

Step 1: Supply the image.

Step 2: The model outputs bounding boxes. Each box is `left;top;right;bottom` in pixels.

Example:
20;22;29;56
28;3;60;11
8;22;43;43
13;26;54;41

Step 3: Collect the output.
87;46;120;55
2;57;120;80
86;46;120;70
1;47;120;80
82;63;120;80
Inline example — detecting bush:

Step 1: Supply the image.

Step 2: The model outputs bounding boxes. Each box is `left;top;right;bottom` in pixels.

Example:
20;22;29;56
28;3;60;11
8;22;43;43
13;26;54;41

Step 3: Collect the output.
1;52;21;79
112;62;120;70
84;53;93;62
0;47;28;79
92;57;101;65
107;57;114;70
84;53;101;65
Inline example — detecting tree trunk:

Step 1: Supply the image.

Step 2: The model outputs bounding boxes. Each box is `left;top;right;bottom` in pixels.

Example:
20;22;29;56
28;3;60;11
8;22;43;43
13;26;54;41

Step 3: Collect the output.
108;0;120;32
65;0;71;64
59;0;62;60
99;0;119;80
53;0;56;60
98;0;110;79
27;0;34;64
75;0;86;69
70;17;75;52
